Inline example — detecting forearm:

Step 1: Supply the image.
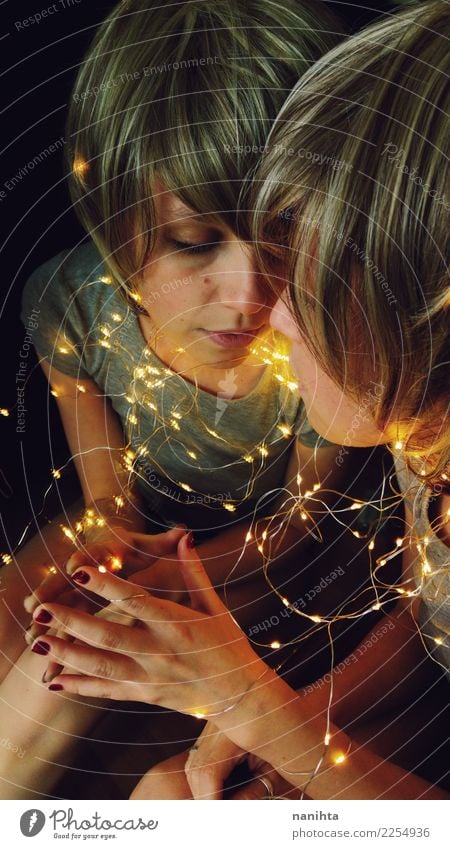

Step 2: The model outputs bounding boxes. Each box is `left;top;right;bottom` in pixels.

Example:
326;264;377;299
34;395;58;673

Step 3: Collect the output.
214;667;447;799
213;607;447;799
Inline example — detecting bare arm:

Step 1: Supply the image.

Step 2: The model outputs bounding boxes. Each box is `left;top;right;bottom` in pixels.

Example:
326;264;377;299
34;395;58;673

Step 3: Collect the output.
40;359;146;533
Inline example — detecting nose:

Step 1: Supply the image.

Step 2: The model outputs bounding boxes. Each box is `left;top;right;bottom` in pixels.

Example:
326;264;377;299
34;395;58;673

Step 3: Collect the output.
215;240;271;316
269;295;299;342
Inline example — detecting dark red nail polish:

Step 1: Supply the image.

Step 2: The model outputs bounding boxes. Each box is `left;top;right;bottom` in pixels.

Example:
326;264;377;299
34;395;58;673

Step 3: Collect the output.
186;532;195;549
32;640;50;656
34;609;52;624
72;570;90;585
48;684;63;691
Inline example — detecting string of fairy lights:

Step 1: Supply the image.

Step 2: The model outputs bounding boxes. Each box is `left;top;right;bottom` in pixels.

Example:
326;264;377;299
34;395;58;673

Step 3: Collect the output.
2;298;448;784
1;155;448;787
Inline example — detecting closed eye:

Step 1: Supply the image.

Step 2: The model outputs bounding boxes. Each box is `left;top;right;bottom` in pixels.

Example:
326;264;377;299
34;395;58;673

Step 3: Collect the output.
170;239;219;255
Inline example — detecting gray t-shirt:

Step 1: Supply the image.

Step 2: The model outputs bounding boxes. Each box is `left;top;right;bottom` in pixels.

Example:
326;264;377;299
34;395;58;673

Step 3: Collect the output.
394;451;450;678
22;241;327;532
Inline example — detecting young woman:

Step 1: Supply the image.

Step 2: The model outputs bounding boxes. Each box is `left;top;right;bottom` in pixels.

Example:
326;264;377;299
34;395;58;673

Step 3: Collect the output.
33;0;449;800
1;0;352;798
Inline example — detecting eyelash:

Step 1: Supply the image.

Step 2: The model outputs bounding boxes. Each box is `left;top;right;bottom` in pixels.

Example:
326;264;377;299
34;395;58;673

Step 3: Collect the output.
171;239;218;255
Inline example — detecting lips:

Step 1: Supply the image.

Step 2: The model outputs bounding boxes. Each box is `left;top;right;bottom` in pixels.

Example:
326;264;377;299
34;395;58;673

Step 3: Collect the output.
203;327;263;349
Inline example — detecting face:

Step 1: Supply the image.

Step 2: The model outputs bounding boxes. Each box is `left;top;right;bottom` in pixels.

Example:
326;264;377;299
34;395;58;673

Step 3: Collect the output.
137;186;272;372
269;295;388;447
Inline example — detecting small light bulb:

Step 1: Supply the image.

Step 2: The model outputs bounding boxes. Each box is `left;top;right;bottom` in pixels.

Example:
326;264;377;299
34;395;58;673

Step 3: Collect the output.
334;753;346;765
270;641;281;649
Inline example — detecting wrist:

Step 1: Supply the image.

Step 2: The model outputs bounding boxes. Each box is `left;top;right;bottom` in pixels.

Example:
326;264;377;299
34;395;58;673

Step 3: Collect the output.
81;492;146;541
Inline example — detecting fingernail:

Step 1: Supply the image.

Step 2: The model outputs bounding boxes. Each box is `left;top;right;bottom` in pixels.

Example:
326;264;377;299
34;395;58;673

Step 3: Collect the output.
42;666;62;684
32;640;50;656
48;684;63;691
34;609;53;624
186;532;195;549
72;570;90;585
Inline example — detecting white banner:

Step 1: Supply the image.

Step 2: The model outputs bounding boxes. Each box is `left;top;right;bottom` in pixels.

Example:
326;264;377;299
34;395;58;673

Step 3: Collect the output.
1;799;447;849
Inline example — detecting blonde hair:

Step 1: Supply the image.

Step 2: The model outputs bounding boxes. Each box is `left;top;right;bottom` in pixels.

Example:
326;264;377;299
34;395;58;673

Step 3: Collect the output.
252;0;449;486
65;0;342;297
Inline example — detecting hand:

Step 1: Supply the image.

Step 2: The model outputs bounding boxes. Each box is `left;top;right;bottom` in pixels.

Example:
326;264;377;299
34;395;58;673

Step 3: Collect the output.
31;534;269;715
185;721;247;799
127;556;188;605
24;525;185;628
24;525;185;680
231;753;302;800
185;722;302;800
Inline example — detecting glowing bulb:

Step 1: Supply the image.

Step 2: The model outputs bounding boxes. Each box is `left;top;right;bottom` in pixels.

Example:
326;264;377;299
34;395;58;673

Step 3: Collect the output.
371;602;381;611
368;540;375;551
310;615;322;624
73;157;89;178
281;597;289;607
257;445;269;458
58;346;69;354
243;454;254;463
77;384;86;393
193;711;206;720
111;313;122;322
434;637;443;646
395;537;403;548
300;512;307;521
278;424;292;437
350;502;363;510
99;276;112;285
180;483;193;492
287;381;298;391
334;753;346;765
223;503;236;513
52;468;61;479
114;496;125;509
187;450;197;460
110;557;122;572
352;530;361;538
270;641;281;649
245;531;252;543
47;565;57;574
422;561;431;575
324;733;331;746
50;389;59;397
1;554;12;565
98;565;107;574
257;544;263;553
394;440;403;450
0;408;10;417
60;525;75;542
379;559;386;566
313;483;321;492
